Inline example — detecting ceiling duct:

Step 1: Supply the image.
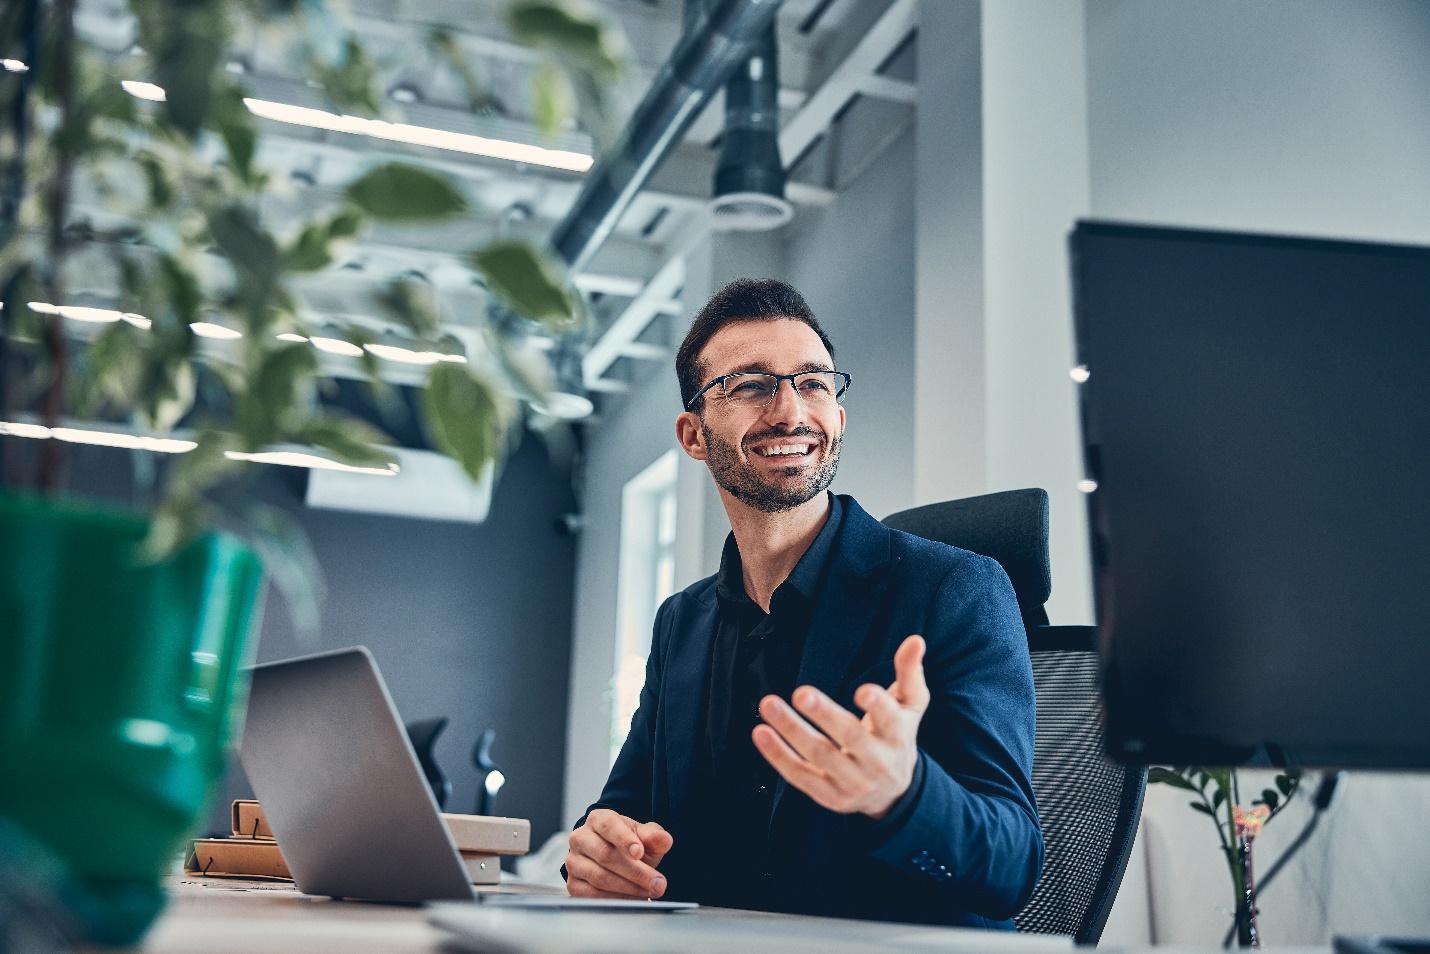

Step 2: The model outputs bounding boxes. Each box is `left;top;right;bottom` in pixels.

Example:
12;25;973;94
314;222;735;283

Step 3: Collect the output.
710;25;792;231
550;0;784;273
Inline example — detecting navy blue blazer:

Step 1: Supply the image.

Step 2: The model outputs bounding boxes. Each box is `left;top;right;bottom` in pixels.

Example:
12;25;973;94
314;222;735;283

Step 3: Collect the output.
583;494;1043;928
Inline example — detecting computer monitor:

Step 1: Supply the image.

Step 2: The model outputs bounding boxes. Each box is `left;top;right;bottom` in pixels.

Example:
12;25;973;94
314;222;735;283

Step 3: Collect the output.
1069;221;1430;768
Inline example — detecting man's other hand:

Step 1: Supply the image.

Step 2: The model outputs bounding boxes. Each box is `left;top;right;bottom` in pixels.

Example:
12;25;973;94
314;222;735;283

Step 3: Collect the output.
566;809;673;899
753;633;930;819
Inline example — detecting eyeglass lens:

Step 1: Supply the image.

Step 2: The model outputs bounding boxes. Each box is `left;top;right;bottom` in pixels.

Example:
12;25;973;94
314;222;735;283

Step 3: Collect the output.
721;372;846;407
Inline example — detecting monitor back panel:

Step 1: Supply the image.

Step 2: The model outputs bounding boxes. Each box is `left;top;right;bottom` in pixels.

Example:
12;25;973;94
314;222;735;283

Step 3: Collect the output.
1071;222;1430;768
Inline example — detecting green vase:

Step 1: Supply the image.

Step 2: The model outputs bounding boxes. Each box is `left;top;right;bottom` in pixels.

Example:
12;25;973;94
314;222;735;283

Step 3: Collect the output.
0;494;264;945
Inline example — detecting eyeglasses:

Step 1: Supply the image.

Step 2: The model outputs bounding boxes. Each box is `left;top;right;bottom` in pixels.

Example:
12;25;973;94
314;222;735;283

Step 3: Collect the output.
685;370;852;411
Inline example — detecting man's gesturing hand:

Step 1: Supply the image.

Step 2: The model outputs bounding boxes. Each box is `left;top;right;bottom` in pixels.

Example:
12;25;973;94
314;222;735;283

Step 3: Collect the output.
566;808;673;899
752;634;930;819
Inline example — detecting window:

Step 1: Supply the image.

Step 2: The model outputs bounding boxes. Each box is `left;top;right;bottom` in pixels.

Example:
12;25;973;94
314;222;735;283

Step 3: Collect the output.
611;451;679;764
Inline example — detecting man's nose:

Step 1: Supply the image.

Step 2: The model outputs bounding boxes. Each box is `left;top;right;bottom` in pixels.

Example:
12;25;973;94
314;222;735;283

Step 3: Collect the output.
761;377;806;426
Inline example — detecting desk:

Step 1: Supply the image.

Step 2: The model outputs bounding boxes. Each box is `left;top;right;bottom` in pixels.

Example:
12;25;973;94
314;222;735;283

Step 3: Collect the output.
111;876;1329;953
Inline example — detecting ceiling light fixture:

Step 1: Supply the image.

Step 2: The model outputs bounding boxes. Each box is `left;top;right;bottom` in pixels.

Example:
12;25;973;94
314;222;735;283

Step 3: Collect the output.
2;59;29;73
51;426;197;454
241;98;593;171
309;336;364;357
275;332;309;343
120;80;166;102
189;321;242;340
363;342;465;366
224;449;399;476
121;79;591;171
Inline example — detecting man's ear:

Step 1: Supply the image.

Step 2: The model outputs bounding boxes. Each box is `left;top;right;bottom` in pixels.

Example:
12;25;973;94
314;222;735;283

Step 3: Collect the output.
675;411;707;461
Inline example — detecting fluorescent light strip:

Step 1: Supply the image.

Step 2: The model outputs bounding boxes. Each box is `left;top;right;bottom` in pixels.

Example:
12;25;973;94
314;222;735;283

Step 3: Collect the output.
2;59;29;73
117;78;590;171
189;321;242;340
225;449;399;477
242;98;593;171
364;342;465;366
28;301;154;328
0;422;396;476
310;336;364;357
121;80;166;102
275;332;309;343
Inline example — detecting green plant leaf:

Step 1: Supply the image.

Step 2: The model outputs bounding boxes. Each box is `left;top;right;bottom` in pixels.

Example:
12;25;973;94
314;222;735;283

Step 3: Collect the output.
533;60;575;137
292;415;393;469
240;500;325;638
467;239;581;330
213;83;258;185
133;0;227;138
429;28;502;115
1148;767;1198;791
1275;774;1295;797
376;276;441;338
506;1;624;80
237;343;319;447
74;321;145;414
1257;789;1280;811
1212;787;1226;809
139;496;208;564
310;34;380;115
1189;802;1217;818
282;207;364;274
421;362;507;483
345;163;469;221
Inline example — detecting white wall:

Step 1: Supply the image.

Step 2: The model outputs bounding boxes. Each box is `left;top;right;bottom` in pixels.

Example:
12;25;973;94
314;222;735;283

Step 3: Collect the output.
1085;0;1430;944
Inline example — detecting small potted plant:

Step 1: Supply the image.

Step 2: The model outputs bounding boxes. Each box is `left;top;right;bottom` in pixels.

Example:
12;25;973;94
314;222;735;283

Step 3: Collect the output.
0;0;623;944
1147;766;1306;947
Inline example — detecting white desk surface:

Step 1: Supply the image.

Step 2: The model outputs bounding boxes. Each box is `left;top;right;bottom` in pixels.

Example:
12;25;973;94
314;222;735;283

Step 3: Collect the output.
108;876;1331;953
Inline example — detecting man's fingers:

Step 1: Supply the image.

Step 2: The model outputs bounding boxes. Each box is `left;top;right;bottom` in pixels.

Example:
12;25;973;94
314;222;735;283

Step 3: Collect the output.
759;695;865;789
854;683;904;738
573;818;666;887
568;875;651;900
891;635;930;712
565;853;666;899
789;686;863;750
751;724;842;808
635;821;673;866
589;809;646;860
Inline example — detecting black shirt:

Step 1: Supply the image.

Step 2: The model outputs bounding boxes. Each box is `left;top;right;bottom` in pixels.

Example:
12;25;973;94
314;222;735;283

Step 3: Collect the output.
684;493;845;909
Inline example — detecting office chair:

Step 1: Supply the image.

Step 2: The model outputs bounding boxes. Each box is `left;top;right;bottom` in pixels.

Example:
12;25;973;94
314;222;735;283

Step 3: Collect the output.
884;489;1145;945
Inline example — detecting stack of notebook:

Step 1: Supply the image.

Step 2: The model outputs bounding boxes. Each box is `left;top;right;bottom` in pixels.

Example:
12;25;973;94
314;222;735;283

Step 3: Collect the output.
185;800;531;885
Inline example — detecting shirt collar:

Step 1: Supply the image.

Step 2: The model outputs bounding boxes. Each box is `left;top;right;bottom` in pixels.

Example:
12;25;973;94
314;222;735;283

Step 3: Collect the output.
715;492;845;610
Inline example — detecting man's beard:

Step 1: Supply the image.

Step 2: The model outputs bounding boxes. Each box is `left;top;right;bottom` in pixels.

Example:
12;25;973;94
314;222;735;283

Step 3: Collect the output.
701;422;842;514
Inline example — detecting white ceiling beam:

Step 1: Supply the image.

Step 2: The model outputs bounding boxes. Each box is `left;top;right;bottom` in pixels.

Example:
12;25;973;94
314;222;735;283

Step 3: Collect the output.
778;0;917;166
858;74;918;105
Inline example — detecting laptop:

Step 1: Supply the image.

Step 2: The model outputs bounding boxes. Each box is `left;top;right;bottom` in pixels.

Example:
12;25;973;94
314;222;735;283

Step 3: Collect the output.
239;646;695;909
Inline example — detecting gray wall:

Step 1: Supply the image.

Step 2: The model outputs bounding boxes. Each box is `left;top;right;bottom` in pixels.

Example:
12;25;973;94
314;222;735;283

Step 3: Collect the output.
52;430;577;849
784;128;918;521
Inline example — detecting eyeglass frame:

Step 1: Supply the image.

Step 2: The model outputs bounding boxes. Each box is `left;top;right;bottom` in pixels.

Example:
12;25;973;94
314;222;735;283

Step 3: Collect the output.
683;369;853;412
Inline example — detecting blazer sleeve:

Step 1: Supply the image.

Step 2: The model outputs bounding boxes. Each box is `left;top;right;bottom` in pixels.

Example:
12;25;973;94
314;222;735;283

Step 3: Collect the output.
865;554;1044;920
574;594;673;829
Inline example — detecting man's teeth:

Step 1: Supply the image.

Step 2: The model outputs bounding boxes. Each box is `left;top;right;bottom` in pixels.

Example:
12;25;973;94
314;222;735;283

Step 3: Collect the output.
755;444;813;456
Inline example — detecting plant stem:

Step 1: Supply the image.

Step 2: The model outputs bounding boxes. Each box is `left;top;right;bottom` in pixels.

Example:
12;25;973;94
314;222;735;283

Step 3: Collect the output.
37;0;78;494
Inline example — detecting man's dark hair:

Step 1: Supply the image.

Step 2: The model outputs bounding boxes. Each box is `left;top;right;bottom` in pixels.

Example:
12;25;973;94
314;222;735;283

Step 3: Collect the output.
675;278;836;410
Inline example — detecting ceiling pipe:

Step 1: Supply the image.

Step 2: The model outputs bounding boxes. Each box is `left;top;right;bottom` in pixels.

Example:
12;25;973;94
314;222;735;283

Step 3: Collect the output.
710;24;792;231
550;0;784;274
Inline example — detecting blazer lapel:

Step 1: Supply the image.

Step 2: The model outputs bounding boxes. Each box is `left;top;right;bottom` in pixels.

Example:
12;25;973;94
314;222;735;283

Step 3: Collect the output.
661;584;717;827
771;497;899;823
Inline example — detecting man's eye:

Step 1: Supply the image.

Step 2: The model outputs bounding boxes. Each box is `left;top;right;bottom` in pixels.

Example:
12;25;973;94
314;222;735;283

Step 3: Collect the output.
797;378;831;392
729;381;767;395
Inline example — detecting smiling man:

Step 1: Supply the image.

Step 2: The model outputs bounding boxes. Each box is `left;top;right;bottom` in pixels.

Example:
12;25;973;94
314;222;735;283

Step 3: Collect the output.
565;278;1043;929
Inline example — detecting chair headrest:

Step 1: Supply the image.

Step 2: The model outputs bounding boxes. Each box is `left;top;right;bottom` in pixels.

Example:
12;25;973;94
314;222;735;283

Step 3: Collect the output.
883;489;1052;610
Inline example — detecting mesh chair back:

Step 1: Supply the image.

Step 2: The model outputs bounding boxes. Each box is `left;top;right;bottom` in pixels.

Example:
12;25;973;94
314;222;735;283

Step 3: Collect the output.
1014;625;1145;944
882;496;1145;944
